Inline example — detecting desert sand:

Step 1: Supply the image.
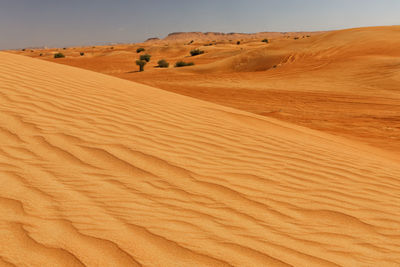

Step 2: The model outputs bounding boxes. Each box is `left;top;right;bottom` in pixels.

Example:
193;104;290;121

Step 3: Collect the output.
1;42;400;266
16;26;400;156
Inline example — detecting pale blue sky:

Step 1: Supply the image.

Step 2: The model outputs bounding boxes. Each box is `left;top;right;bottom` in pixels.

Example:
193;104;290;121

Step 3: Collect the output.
1;0;399;50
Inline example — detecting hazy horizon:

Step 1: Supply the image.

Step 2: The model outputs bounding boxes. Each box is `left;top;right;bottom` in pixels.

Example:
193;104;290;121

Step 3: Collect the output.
1;0;399;50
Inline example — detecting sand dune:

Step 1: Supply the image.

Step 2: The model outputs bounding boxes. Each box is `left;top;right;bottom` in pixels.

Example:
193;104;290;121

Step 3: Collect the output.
190;26;400;73
1;52;400;266
15;27;400;155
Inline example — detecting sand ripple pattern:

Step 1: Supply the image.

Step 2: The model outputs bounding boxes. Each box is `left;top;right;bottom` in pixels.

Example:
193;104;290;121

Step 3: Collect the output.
0;52;399;266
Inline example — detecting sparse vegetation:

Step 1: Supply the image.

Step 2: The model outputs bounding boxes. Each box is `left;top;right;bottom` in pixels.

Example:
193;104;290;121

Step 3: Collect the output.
262;39;269;43
175;61;194;67
39;53;43;56
54;52;65;59
190;49;204;56
136;47;145;53
294;37;299;40
157;59;169;68
140;54;151;62
80;52;85;56
63;47;67;50
237;41;241;45
136;60;147;72
22;49;26;51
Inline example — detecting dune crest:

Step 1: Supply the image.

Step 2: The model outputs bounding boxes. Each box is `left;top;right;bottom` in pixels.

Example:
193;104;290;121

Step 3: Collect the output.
0;52;399;266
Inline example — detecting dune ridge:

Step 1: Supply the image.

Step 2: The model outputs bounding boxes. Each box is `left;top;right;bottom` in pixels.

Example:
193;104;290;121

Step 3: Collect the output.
0;52;400;266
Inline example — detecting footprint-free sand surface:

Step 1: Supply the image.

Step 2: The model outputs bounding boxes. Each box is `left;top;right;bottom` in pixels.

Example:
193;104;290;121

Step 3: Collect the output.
1;52;400;266
18;26;400;156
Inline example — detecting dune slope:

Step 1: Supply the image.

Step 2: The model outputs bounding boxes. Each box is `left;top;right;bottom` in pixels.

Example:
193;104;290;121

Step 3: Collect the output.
18;27;400;155
0;52;400;266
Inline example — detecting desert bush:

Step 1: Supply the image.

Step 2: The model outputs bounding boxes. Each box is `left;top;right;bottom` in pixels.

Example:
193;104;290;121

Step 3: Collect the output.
237;41;241;45
157;59;169;68
140;54;151;62
262;39;269;43
294;37;299;40
39;53;43;56
63;47;67;50
136;47;145;53
80;52;85;56
54;52;65;59
190;49;204;56
22;49;26;51
175;61;194;67
136;60;147;72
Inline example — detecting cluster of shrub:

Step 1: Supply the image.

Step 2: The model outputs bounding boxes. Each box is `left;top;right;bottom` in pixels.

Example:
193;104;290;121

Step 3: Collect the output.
52;45;197;71
53;51;85;59
134;47;198;72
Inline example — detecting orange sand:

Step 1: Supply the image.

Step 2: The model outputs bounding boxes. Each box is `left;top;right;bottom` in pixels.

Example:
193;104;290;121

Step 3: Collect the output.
16;26;400;156
2;26;400;266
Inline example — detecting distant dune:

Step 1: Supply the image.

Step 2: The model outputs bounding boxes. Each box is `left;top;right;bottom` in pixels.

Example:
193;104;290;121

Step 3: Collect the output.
1;52;400;266
147;31;327;43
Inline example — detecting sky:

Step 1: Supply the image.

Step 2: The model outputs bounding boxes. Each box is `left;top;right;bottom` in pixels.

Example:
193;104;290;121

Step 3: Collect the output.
1;0;399;50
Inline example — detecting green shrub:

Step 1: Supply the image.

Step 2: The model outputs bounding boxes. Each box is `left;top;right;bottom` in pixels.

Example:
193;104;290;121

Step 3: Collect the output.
190;49;204;56
54;53;65;59
262;39;269;43
157;59;169;68
80;52;85;56
175;61;194;67
136;60;147;72
136;47;145;53
140;54;151;62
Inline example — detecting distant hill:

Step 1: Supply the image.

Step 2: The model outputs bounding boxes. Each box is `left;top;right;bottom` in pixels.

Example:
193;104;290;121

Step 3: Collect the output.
146;31;328;43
